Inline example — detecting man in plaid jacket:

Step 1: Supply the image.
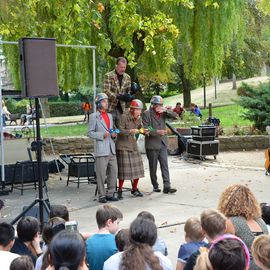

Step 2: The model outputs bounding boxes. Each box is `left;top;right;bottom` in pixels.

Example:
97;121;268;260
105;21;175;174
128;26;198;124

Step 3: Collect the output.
103;57;133;126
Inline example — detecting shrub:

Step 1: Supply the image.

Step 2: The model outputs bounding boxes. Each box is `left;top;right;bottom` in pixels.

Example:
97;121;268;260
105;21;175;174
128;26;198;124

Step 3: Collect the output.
49;102;83;117
238;82;270;131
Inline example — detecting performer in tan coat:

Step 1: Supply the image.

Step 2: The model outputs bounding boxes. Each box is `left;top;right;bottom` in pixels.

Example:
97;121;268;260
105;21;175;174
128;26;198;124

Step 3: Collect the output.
116;99;146;199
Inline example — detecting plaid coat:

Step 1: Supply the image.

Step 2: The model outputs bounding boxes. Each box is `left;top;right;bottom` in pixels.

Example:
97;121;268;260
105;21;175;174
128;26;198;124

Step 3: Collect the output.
103;70;131;113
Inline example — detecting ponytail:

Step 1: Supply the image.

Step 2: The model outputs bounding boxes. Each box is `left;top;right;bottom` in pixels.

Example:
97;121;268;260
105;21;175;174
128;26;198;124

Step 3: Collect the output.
121;243;163;270
194;248;212;270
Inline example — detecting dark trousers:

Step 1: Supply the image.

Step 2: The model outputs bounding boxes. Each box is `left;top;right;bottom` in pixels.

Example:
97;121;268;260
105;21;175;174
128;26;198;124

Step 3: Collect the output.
146;143;171;189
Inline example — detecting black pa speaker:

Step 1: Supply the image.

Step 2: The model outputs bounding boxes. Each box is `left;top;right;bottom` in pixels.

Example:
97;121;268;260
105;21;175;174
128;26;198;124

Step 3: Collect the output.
19;37;59;98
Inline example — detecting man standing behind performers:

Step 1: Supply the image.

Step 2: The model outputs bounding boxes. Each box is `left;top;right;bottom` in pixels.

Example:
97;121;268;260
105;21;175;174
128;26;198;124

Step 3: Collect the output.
88;93;118;203
116;99;146;200
142;95;177;194
103;57;133;125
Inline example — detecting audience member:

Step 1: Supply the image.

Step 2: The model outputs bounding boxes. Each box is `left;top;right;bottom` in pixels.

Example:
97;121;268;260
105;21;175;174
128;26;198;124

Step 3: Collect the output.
35;217;66;270
251;235;270;270
137;211;168;256
49;205;69;221
176;217;206;270
85;204;123;270
46;231;88;270
218;184;269;270
115;229;130;252
10;216;42;265
190;103;202;118
2;100;10;126
184;209;227;270
103;217;173;270
261;203;270;233
194;234;250;270
0;222;20;270
173;102;185;119
10;255;34;270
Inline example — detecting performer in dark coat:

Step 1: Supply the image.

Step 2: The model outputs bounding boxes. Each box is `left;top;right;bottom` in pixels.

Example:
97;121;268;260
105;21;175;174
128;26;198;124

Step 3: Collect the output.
142;95;177;194
116;99;146;199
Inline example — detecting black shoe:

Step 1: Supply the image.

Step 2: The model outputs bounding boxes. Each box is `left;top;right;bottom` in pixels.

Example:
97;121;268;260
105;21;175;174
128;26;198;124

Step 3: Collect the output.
163;187;177;194
153;188;161;192
131;189;143;197
106;196;119;201
118;190;123;200
99;196;107;203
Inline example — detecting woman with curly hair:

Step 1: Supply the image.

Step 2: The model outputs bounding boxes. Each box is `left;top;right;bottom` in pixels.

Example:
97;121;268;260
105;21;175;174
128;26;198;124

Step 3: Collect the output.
218;184;268;270
103;217;172;270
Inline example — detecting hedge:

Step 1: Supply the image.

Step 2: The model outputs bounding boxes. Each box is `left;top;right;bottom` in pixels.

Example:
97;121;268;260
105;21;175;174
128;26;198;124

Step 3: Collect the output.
5;100;84;117
49;102;83;117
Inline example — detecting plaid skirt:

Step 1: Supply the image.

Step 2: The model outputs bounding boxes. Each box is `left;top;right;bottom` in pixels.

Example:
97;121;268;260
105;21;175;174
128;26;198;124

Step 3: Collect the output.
116;149;144;180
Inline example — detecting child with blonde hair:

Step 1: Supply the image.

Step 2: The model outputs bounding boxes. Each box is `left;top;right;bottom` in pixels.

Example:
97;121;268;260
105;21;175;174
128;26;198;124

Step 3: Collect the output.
176;217;206;270
251;235;270;270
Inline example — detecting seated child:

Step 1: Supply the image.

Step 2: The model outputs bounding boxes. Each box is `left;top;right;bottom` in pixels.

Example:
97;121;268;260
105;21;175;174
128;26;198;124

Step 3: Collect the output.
261;203;270;233
137;211;168;256
252;235;270;270
85;205;123;270
115;229;130;252
176;217;206;270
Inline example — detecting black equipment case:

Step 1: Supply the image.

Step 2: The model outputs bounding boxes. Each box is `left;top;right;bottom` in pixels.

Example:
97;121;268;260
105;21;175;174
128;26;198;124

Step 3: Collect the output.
187;139;219;160
191;125;216;141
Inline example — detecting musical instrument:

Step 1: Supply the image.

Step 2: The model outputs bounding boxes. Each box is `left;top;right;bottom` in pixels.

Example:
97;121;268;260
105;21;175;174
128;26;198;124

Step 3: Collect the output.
265;126;270;175
265;148;270;175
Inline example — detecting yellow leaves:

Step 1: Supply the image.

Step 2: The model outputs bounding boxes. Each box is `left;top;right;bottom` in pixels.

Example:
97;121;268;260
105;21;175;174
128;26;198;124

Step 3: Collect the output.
97;2;105;13
92;20;101;30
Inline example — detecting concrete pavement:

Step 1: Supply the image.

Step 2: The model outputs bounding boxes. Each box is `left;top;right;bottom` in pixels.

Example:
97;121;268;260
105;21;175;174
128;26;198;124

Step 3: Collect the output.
0;150;269;267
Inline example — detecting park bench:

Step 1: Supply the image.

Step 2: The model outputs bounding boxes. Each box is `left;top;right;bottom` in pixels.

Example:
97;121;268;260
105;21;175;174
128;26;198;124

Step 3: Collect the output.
7;113;21;125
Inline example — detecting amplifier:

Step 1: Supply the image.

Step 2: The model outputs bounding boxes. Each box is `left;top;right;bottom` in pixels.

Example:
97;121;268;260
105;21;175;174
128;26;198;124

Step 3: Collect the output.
192;136;215;141
187;139;219;159
191;125;216;137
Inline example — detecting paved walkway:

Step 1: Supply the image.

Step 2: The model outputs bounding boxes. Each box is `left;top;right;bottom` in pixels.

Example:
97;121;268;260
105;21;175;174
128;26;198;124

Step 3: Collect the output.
0;150;269;267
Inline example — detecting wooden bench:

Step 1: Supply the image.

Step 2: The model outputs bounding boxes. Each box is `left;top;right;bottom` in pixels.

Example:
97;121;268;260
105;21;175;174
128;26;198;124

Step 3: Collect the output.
7;113;21;125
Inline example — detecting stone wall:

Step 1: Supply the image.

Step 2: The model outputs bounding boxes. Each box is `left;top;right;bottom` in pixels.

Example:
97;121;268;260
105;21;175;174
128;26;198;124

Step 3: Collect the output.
43;135;269;155
44;136;94;154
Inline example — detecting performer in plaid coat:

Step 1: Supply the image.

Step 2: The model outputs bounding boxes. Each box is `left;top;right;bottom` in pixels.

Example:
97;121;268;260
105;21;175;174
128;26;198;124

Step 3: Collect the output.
103;57;133;126
116;99;146;200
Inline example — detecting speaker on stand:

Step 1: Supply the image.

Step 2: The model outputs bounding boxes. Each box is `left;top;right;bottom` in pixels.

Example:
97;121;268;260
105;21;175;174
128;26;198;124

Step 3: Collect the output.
11;38;59;230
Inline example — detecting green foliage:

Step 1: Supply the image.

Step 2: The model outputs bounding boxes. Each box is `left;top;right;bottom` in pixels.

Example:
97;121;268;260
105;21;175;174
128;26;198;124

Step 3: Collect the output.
171;0;247;78
49;102;83;117
238;82;270;131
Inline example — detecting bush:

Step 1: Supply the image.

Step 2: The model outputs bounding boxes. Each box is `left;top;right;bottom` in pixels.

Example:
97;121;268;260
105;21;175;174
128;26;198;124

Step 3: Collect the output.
49;102;83;117
238;82;270;131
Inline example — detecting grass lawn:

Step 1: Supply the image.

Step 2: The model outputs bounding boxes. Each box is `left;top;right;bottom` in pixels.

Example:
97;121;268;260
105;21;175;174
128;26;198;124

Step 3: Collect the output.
41;123;88;138
40;104;253;137
201;104;252;127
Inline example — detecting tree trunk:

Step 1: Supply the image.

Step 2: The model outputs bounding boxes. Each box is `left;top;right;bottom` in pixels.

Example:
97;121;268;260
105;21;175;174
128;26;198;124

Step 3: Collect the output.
232;73;237;90
179;64;191;108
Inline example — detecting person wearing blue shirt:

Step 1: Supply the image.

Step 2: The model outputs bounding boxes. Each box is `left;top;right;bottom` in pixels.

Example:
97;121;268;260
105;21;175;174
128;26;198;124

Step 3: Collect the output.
85;205;123;270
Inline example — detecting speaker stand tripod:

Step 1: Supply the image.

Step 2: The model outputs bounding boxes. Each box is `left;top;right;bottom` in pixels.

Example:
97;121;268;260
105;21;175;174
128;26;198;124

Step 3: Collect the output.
11;98;50;230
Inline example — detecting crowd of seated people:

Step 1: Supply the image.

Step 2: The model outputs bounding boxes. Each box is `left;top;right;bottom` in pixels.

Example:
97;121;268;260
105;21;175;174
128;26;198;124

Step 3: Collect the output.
1;184;270;270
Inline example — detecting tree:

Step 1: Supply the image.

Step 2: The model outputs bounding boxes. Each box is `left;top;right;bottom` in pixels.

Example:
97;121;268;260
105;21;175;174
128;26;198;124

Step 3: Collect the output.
238;82;270;131
0;0;183;92
170;0;248;106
